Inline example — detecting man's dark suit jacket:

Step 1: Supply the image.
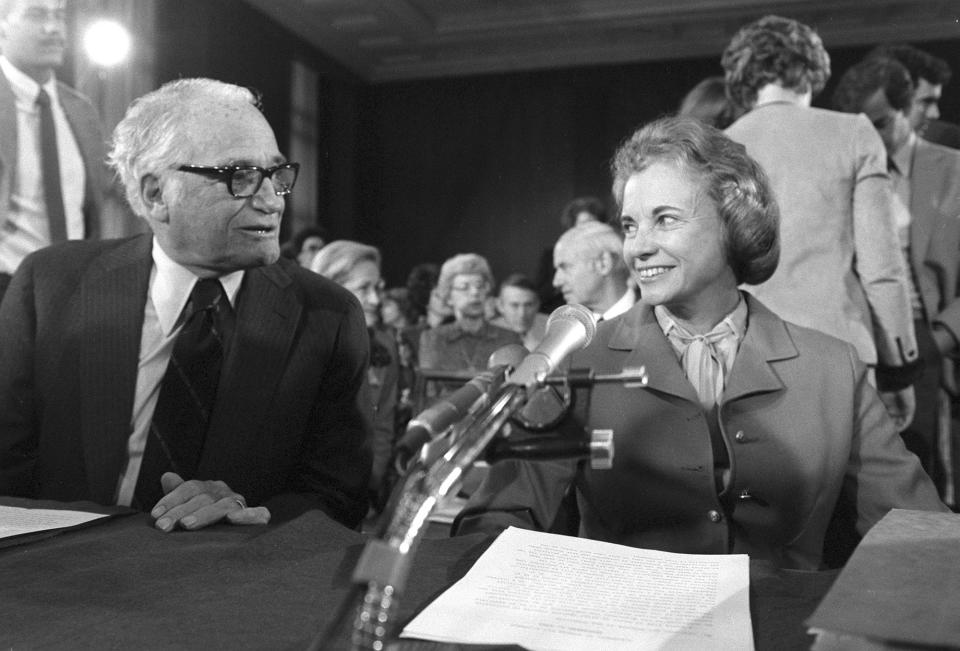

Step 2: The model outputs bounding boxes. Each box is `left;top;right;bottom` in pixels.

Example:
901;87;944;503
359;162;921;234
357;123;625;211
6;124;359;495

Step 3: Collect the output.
0;234;372;528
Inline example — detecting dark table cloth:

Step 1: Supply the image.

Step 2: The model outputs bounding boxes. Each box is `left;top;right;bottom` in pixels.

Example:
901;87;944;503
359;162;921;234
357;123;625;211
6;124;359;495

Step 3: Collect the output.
0;498;836;649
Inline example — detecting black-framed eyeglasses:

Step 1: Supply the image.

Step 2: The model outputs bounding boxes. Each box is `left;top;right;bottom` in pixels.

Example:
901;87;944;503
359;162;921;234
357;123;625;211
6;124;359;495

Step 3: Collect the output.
177;163;300;198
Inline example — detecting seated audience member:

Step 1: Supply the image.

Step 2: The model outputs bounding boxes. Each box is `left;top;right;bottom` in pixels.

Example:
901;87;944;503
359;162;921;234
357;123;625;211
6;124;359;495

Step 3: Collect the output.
418;253;521;396
311;240;401;509
379;286;417;436
401;262;451;363
491;273;548;351
833;56;960;499
380;286;411;331
537;196;610;313
560;195;608;230
678;75;739;129
405;262;448;326
553;220;635;321
723;15;921;430
280;224;328;267
0;78;371;531
454;116;948;570
867;43;953;144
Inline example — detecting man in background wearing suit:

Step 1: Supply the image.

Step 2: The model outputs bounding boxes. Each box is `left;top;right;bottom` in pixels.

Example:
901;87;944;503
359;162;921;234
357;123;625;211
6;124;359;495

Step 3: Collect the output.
868;43;960;150
0;0;106;300
0;78;372;531
491;273;548;351
552;220;635;322
834;57;960;503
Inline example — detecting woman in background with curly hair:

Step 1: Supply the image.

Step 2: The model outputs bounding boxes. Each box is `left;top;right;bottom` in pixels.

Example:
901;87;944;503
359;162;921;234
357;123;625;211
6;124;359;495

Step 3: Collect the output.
723;15;921;431
311;240;400;510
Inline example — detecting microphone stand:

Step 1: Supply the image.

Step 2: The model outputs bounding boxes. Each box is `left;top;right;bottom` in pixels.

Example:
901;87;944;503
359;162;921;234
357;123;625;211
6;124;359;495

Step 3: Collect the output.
343;381;527;650
328;365;646;650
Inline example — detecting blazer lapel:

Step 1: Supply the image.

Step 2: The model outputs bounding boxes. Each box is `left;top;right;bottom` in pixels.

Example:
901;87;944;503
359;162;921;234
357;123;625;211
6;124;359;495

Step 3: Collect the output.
723;295;795;403
79;235;153;503
607;296;794;406
607;304;700;403
200;264;302;465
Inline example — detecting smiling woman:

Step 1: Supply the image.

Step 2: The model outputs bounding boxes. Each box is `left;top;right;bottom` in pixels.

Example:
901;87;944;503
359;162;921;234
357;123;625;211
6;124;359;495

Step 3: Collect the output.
453;116;948;570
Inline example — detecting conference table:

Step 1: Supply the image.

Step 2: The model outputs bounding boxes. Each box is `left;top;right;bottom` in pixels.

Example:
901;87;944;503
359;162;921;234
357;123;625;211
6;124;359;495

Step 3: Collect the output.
0;498;838;650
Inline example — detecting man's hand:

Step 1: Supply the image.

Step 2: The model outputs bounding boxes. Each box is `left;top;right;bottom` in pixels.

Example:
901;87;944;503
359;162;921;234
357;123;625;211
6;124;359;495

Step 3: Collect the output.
879;385;916;433
150;472;271;532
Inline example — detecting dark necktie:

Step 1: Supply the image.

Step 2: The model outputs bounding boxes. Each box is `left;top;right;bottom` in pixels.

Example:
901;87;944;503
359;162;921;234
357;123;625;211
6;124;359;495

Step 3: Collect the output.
134;278;232;509
36;89;67;243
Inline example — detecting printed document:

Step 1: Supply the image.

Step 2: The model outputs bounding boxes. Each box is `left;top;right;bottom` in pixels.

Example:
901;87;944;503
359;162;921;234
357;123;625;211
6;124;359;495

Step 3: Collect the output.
0;505;109;539
402;526;752;650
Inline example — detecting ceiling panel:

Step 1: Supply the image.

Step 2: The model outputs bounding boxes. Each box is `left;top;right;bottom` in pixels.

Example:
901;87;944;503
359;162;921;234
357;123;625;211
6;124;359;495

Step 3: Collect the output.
241;0;959;82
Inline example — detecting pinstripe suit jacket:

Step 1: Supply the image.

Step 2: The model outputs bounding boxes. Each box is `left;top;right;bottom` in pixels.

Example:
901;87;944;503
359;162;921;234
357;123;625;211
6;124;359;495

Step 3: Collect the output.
0;234;372;527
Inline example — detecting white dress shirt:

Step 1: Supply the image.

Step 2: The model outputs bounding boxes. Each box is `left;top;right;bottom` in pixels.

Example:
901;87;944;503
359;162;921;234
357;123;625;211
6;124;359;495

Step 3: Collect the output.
113;240;244;506
889;133;923;317
598;287;637;322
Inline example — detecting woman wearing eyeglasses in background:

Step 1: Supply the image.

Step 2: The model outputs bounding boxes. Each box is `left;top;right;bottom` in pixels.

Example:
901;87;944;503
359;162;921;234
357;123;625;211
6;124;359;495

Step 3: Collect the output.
418;253;521;400
455;117;947;570
311;240;400;511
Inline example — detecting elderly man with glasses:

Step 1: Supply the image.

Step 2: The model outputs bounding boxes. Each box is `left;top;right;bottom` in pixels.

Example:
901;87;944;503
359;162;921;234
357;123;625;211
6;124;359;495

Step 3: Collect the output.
0;78;372;533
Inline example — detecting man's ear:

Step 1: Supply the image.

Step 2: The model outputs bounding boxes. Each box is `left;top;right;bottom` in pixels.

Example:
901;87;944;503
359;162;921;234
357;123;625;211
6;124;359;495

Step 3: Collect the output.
140;174;169;223
593;251;614;276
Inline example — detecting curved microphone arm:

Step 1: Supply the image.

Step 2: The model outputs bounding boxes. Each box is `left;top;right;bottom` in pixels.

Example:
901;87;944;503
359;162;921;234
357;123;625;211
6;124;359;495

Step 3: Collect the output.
348;382;529;651
342;303;601;650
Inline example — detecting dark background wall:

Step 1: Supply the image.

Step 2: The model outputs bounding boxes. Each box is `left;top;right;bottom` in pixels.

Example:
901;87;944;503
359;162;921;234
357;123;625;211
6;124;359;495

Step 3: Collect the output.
148;1;960;287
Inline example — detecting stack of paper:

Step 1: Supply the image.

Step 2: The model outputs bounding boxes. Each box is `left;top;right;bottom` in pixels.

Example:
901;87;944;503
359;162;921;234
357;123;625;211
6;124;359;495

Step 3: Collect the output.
808;508;960;649
402;527;753;650
0;504;109;540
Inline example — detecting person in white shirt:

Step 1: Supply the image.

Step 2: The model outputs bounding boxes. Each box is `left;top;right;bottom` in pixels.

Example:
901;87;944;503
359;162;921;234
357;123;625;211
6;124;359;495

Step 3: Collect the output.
0;0;107;299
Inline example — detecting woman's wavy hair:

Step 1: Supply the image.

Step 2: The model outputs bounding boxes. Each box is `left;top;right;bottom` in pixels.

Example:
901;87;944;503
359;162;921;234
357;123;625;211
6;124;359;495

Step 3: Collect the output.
436;253;495;306
611;116;780;286
309;240;381;285
722;15;831;110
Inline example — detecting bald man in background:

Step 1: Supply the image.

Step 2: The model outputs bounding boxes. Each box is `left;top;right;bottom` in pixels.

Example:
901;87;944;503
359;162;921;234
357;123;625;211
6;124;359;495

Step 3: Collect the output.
552;220;635;322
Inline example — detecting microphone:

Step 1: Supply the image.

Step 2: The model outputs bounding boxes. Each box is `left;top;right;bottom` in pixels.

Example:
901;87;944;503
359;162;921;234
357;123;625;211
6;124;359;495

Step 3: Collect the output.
507;304;597;389
393;344;527;471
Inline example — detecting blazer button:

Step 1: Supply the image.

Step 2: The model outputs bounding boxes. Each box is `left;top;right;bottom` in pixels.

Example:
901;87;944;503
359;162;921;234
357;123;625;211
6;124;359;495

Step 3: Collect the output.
708;509;722;523
734;430;745;442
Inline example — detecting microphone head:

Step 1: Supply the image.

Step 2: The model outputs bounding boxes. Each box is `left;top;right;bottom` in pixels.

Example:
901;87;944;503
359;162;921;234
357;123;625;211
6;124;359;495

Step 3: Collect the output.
507;304;598;388
546;304;597;350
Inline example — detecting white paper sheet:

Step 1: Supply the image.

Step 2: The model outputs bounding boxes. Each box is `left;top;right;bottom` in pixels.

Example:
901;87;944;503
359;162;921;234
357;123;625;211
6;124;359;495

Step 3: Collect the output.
402;527;753;651
0;505;109;539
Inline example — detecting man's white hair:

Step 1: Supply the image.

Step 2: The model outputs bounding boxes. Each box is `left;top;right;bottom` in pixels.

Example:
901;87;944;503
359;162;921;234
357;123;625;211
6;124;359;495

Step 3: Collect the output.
555;220;628;277
108;78;258;217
